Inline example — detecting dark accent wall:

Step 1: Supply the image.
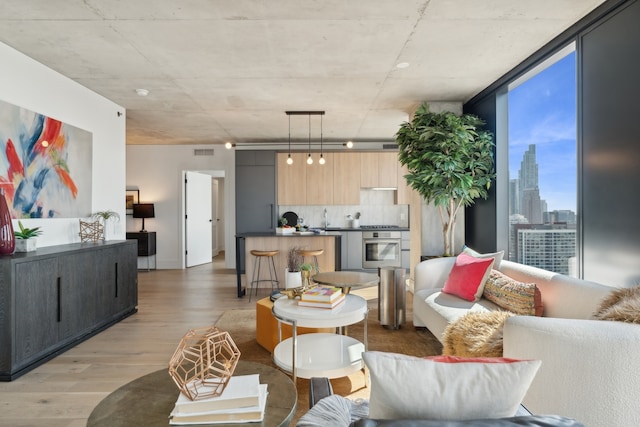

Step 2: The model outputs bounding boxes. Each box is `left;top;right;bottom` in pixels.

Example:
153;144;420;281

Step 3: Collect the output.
464;0;640;286
464;94;498;253
581;0;640;286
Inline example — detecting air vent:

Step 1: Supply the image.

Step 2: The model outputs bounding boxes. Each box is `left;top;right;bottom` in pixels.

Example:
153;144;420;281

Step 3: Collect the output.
193;148;214;156
382;144;398;150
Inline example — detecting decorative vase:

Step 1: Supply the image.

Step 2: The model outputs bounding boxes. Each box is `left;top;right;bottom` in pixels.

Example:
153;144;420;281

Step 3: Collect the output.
301;270;312;289
285;268;302;289
0;189;15;255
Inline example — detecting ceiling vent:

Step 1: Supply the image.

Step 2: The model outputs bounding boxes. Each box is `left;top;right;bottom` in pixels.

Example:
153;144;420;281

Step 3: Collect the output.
193;148;215;156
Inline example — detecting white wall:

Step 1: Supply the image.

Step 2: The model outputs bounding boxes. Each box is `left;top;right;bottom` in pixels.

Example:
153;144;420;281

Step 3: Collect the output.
0;42;126;246
126;145;235;269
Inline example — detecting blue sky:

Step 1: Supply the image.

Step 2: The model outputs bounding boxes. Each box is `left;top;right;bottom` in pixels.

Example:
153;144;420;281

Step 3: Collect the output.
508;51;577;212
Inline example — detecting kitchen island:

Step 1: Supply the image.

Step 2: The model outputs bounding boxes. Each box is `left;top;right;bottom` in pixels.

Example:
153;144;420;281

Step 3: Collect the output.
235;232;341;297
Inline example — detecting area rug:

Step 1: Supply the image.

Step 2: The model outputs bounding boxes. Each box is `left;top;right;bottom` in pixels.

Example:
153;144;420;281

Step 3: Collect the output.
214;297;442;423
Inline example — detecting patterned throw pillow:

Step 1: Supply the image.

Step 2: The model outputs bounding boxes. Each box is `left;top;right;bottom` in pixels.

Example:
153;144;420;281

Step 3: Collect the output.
483;270;543;316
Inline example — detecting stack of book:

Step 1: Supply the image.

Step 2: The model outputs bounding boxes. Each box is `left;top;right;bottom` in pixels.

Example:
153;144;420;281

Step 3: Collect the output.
169;374;268;425
298;285;345;309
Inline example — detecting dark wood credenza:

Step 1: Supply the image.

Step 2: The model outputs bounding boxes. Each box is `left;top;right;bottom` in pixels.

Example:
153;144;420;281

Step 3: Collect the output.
0;240;138;381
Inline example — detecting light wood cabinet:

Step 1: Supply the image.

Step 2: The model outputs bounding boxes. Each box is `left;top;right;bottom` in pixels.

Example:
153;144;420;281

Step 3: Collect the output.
333;152;361;205
277;153;307;205
360;152;398;188
306;152;334;205
396;162;415;205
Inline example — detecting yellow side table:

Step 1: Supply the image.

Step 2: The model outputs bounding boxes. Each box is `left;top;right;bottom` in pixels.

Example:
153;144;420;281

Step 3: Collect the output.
255;297;334;353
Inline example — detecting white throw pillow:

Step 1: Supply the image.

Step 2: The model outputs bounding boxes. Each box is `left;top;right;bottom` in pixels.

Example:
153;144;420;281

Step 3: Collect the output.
362;351;541;421
462;244;505;268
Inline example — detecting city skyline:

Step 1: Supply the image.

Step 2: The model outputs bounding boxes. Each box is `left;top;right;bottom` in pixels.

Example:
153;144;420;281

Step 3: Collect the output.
508;50;577;212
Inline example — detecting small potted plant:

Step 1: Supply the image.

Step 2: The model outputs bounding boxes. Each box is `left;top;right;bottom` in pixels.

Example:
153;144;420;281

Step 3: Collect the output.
285;247;303;289
14;220;42;252
92;210;120;240
299;263;315;288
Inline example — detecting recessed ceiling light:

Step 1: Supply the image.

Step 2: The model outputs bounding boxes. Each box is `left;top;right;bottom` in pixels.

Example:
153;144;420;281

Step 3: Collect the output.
396;62;410;69
136;88;149;96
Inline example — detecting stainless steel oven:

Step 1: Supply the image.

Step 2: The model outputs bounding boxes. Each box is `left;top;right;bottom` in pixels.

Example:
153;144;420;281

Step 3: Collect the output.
362;231;402;269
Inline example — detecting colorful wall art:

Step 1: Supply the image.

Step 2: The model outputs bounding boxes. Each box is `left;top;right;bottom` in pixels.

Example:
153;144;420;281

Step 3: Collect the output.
0;99;92;218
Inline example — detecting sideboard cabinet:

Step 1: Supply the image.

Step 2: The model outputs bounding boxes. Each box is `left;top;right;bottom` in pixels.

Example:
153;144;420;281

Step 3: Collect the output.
0;241;138;381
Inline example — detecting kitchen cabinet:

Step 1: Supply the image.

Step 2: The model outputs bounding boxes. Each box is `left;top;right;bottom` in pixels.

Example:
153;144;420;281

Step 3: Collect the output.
306;152;334;205
236;151;277;277
341;231;363;270
1;241;137;381
395;162;414;205
333;152;361;205
277;152;335;205
360;152;397;188
277;152;307;205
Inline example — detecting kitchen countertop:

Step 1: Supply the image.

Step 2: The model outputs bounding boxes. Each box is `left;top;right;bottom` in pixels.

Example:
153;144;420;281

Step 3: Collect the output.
236;231;343;237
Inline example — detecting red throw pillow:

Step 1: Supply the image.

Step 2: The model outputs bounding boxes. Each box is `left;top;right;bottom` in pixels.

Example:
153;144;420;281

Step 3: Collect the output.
442;253;494;302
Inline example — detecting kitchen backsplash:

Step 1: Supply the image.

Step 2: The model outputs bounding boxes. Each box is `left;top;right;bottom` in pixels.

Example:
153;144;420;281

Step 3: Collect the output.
279;189;409;228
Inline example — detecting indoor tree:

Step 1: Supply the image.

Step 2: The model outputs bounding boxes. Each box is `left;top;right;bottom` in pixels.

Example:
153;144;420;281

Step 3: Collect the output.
396;102;496;256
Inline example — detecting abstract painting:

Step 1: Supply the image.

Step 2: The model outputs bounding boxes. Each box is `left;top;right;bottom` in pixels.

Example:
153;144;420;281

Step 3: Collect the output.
0;99;92;218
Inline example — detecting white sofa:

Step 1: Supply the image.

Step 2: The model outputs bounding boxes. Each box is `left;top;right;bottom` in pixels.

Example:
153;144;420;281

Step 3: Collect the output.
413;257;640;427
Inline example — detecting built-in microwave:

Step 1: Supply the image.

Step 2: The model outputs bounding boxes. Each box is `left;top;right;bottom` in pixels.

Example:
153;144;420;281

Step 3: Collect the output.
362;231;402;269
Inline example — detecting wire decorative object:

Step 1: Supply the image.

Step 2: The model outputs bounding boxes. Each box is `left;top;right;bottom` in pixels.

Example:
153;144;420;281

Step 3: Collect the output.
79;220;104;242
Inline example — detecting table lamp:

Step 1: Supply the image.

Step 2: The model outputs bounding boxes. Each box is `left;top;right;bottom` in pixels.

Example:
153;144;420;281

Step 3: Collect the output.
132;203;155;232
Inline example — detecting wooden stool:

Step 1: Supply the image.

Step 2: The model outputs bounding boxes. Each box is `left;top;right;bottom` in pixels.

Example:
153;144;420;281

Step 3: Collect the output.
297;248;324;274
249;250;280;301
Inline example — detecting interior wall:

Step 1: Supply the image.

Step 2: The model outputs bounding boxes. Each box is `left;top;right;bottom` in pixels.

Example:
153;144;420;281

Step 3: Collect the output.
126;145;235;269
0;42;126;247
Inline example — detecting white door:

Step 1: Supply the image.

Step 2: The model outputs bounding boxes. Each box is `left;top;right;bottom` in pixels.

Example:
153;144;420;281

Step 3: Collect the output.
185;171;212;267
211;179;219;257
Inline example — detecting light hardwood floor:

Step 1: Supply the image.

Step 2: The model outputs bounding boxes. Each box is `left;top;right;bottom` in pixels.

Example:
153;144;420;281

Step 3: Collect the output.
0;252;257;427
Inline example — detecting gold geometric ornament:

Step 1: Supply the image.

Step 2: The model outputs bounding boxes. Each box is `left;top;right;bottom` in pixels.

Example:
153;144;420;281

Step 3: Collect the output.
79;220;104;242
168;326;241;401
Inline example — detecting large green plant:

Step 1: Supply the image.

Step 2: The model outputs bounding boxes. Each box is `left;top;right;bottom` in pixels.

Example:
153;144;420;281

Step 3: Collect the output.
396;103;495;256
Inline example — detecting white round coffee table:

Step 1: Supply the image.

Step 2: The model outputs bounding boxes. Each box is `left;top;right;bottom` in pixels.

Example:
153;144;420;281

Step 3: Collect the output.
272;294;368;382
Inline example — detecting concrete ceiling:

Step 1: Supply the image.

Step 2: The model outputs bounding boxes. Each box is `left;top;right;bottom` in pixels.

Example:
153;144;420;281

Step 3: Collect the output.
0;0;605;146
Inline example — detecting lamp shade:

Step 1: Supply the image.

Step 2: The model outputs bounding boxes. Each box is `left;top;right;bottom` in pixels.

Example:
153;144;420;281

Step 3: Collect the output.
132;203;155;219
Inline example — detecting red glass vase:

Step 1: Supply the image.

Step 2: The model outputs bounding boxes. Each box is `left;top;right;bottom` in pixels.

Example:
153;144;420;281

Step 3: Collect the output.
0;189;15;255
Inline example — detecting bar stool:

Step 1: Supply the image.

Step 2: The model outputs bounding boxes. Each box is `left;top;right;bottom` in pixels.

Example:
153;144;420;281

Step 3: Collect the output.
297;248;324;274
249;250;280;301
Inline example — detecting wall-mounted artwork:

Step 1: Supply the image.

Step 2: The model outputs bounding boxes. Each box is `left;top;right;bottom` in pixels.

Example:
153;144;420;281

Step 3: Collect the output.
0;99;92;218
125;189;139;215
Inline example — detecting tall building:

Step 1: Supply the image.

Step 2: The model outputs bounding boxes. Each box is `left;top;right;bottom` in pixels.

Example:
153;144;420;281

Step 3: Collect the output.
514;224;577;275
517;144;543;224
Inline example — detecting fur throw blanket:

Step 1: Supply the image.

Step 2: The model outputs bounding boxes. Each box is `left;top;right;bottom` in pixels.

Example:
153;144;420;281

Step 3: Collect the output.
593;286;640;324
442;311;514;358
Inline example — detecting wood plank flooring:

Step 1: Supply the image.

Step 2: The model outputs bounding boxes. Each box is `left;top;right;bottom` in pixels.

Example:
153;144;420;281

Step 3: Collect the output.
0;252;257;427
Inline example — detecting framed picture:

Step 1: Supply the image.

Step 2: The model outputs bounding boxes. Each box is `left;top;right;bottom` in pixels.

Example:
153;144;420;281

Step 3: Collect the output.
126;189;139;215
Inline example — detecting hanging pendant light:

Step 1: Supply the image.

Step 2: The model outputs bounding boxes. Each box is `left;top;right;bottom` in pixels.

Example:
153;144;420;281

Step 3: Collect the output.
286;114;293;165
306;113;313;164
319;114;325;165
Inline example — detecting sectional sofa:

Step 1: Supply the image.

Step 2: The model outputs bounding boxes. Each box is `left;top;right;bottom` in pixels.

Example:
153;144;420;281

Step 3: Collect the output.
412;256;640;427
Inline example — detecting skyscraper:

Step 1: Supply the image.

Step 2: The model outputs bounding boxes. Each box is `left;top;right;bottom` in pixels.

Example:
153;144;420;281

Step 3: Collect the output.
517;144;543;224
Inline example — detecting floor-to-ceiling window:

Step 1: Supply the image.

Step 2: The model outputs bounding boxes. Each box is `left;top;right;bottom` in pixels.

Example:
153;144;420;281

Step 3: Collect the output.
506;44;577;276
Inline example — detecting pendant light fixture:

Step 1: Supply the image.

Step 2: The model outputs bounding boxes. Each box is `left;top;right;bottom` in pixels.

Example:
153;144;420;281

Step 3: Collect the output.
286;114;293;165
306;113;313;164
319;114;325;165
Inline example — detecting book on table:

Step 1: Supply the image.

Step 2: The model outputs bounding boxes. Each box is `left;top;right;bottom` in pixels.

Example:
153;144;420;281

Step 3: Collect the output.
169;384;268;425
301;285;343;302
298;294;346;309
170;374;261;415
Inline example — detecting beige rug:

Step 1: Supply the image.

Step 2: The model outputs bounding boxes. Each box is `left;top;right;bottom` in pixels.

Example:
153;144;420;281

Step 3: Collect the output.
214;293;442;423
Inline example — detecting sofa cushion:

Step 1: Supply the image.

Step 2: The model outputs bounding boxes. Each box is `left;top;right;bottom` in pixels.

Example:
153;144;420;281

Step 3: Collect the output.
362;351;541;421
443;311;514;357
462;244;505;268
442;253;494;302
483;270;543;316
592;286;640;324
350;415;585;427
